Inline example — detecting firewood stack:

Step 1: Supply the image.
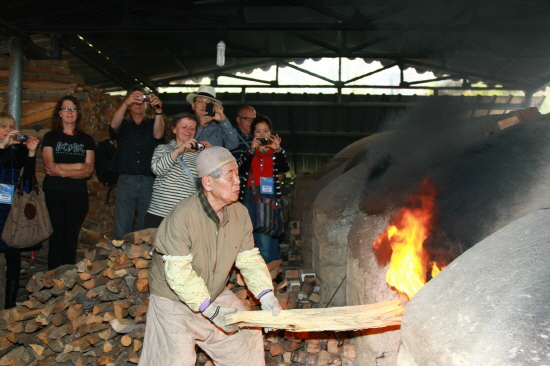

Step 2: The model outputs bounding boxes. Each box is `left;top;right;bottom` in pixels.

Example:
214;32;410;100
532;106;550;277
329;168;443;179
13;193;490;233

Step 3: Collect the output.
0;228;350;366
0;229;154;366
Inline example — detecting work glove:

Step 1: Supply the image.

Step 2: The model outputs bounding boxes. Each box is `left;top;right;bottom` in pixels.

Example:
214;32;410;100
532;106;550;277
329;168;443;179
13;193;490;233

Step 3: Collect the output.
202;304;238;333
259;291;282;316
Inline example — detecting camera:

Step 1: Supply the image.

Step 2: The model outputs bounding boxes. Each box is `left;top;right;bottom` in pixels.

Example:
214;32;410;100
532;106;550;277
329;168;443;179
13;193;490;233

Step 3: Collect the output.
195;142;205;151
204;102;215;117
142;93;151;103
257;138;269;145
14;134;28;143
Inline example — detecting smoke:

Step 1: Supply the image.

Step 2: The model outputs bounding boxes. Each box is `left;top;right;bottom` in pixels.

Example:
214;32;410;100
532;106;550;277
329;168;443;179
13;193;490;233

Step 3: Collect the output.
359;98;498;214
358;97;550;258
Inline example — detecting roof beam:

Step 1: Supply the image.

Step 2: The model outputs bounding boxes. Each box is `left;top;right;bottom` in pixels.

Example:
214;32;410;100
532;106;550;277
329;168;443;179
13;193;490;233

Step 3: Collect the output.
62;40;132;90
279;60;336;85
23;21;550;33
0;17;48;59
280;0;354;24
526;74;550;93
156;58;282;84
287;31;340;54
77;35;158;92
401;59;529;89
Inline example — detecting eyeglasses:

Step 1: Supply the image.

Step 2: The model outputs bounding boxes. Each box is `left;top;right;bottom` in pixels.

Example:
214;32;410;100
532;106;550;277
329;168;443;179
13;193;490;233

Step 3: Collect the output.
60;107;77;112
194;98;212;104
238;116;254;121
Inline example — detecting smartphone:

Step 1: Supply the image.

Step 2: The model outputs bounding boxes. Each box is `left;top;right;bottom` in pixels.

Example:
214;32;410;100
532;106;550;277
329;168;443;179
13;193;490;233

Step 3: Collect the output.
205;103;215;117
258;138;269;145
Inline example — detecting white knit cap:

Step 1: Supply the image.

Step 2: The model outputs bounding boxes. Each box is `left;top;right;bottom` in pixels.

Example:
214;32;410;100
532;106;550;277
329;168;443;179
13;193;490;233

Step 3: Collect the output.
196;146;236;178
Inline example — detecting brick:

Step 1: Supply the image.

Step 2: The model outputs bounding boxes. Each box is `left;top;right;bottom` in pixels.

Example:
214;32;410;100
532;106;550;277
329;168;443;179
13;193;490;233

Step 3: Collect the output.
285;270;300;279
305;353;317;366
269;343;285;357
306;340;321;353
309;293;321;303
342;344;356;358
316;350;332;365
327;339;341;354
291;351;307;364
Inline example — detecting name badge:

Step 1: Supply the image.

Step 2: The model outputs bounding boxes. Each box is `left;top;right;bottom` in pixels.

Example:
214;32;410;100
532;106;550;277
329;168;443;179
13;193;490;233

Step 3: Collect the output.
0;183;15;204
260;177;274;194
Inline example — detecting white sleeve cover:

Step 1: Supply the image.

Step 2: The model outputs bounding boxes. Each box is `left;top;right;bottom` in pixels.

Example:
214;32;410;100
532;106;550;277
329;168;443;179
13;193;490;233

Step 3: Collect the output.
235;248;274;298
162;254;210;311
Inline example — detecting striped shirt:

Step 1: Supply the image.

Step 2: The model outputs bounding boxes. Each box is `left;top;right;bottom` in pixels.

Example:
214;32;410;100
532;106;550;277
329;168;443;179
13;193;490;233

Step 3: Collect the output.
147;140;198;218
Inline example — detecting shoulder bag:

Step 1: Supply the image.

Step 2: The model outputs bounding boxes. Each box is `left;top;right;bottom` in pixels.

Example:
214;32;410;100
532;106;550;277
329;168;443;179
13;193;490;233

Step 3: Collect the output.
1;172;53;248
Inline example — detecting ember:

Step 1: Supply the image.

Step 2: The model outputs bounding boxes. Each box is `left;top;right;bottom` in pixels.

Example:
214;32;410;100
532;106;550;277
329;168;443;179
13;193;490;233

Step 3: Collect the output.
373;178;443;299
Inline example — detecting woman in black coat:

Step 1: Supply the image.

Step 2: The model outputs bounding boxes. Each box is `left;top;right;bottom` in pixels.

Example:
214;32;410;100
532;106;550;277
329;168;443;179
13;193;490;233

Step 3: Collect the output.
0;112;39;308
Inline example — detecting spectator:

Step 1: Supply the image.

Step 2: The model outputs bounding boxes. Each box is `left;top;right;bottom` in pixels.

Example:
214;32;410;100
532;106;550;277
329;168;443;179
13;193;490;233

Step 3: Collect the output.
187;85;239;150
237;115;290;263
0;112;39;308
231;105;256;159
42;96;95;270
144;112;211;229
110;88;165;239
139;146;281;366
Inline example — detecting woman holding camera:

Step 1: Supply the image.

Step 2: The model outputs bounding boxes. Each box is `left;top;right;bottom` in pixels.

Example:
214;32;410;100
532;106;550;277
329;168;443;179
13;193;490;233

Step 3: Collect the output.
0;112;39;308
144;112;211;229
237;115;290;263
42;96;95;270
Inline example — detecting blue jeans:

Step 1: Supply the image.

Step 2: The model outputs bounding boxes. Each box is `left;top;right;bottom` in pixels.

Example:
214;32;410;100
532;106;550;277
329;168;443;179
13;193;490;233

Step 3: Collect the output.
243;187;280;263
114;174;155;240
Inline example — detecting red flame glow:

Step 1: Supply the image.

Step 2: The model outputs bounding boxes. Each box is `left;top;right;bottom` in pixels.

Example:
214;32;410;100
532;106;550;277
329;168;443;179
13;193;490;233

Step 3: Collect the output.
372;178;443;299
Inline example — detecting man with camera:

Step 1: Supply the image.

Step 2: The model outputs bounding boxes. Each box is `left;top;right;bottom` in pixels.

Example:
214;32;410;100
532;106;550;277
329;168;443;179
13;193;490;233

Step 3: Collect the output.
188;85;239;150
139;147;281;366
110;87;165;240
231;105;256;159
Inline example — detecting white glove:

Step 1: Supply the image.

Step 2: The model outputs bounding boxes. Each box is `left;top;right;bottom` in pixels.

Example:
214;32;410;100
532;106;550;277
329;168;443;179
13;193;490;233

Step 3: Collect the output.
259;291;281;316
202;304;238;333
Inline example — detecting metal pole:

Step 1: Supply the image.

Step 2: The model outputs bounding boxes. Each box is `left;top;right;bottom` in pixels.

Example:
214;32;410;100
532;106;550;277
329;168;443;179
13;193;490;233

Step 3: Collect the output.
8;37;24;129
50;34;63;60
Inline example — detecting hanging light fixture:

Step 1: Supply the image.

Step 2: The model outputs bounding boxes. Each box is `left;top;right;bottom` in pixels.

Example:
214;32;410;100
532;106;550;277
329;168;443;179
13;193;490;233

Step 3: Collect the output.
216;41;226;67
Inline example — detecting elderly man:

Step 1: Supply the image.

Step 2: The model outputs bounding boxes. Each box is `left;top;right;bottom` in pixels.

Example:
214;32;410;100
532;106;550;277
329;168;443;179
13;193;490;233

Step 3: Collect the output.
110;87;165;239
231;105;256;159
187;85;239;150
139;147;281;366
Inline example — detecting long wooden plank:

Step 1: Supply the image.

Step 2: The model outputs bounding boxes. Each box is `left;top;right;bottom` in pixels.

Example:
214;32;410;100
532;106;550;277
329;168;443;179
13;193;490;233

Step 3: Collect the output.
225;300;403;332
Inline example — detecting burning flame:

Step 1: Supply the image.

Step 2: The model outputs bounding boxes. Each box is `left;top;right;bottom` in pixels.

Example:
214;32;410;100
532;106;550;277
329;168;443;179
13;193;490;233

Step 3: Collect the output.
373;178;443;299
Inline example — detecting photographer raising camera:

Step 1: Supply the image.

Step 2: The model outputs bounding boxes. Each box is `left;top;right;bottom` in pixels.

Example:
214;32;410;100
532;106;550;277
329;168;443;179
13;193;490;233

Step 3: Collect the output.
237;115;290;263
187;85;239;150
144;112;211;229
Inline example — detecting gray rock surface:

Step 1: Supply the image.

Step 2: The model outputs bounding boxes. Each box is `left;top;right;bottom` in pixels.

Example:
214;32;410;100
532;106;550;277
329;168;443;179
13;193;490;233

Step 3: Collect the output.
399;206;550;366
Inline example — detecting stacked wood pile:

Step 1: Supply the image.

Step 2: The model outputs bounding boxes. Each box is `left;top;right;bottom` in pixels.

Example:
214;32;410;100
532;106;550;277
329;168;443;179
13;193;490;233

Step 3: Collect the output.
0;229;355;366
0;230;152;366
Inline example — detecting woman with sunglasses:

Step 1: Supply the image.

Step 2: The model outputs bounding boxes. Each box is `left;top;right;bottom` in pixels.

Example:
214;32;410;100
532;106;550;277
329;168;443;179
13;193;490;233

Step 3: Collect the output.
42;96;95;270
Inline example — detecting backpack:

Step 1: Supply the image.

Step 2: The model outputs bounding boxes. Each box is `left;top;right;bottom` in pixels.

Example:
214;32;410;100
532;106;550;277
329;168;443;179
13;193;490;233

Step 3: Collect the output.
95;138;118;204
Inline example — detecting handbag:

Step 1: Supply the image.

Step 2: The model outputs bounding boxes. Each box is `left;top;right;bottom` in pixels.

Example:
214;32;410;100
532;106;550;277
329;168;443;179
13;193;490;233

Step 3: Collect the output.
1;173;53;248
253;189;284;237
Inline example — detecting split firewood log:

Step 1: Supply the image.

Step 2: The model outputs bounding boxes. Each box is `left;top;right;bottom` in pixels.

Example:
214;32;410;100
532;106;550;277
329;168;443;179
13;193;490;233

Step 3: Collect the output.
225;300;404;332
122;228;157;245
